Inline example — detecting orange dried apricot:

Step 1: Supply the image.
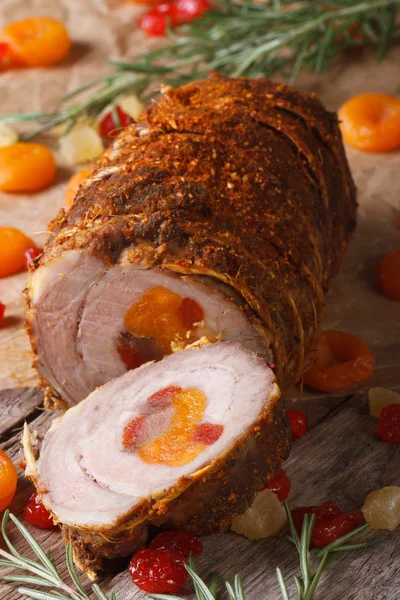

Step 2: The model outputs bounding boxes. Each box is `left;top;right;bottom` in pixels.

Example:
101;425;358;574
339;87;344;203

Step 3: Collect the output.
0;449;17;511
303;330;374;392
3;17;71;68
374;249;400;302
65;168;92;208
0;143;56;192
338;93;400;152
0;227;37;277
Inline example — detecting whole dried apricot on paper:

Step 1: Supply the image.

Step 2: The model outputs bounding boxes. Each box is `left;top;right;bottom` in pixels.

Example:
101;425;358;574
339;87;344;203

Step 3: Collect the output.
0;143;56;192
374;249;400;302
303;330;374;392
65;168;92;208
338;93;400;152
0;449;17;511
3;17;71;68
0;227;37;277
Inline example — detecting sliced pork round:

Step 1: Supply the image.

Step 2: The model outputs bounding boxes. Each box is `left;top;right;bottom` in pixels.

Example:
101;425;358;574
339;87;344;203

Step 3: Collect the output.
25;75;357;407
23;342;290;578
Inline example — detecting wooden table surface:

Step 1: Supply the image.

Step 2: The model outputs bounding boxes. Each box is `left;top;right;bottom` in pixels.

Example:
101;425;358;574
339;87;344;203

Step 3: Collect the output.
1;1;400;599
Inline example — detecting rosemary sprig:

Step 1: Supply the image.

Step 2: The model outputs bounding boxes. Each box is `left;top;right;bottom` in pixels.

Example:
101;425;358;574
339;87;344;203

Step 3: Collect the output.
0;0;399;139
0;502;377;600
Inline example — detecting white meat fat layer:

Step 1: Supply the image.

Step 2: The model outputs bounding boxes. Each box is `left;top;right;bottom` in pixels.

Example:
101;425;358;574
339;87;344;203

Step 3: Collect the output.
35;342;278;529
30;250;269;405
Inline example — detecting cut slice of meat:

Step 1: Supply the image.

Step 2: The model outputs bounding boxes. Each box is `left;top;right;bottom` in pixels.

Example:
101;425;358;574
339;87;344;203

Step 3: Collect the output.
25;76;357;408
28;253;268;407
23;342;290;578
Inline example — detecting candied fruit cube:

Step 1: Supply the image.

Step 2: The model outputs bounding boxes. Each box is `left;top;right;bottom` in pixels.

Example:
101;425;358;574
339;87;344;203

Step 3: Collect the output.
231;489;286;540
369;387;400;418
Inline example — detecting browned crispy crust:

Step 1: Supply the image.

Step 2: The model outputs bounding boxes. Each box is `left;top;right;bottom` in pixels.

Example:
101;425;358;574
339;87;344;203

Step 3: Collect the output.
27;75;357;394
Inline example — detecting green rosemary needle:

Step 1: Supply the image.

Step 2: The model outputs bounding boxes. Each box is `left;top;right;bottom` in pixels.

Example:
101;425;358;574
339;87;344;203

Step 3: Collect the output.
0;0;399;139
0;502;378;600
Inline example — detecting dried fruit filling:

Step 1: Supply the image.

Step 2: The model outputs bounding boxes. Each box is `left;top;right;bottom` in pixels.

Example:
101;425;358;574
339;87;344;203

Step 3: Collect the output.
118;286;206;369
122;385;223;466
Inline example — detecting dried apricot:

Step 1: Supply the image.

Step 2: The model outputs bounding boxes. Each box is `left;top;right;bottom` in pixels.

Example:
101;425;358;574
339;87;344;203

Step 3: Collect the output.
65;168;92;208
3;17;71;68
0;143;56;192
374;249;400;302
0;449;17;511
303;330;374;392
338;93;400;152
0;227;37;277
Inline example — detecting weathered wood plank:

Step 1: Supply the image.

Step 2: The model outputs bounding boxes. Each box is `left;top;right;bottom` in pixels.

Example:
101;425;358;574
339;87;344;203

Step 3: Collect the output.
0;387;43;439
1;392;399;600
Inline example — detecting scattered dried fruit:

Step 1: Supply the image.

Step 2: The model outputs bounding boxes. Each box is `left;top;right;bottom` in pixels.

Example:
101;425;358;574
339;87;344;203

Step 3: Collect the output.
0;123;18;148
376;404;400;444
118;94;144;120
138;0;210;36
24;492;57;529
303;330;374;392
3;17;71;67
65;168;92;208
231;488;287;540
149;531;203;558
374;249;400;302
0;143;56;192
362;486;400;530
0;227;37;277
60;126;104;164
99;105;133;138
129;547;188;593
24;247;42;268
338;93;400;152
0;302;5;322
369;387;400;418
0;449;17;511
292;501;365;548
263;469;291;502
287;409;308;440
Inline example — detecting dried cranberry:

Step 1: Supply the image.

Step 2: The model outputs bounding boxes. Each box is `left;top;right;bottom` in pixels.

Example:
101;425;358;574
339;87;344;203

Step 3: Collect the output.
129;547;188;593
24;247;42;267
149;530;203;558
263;469;291;502
147;385;182;407
291;501;365;548
99;106;133;138
0;302;5;323
376;404;400;444
138;0;209;36
24;492;57;529
138;4;172;37
170;0;210;24
287;409;308;440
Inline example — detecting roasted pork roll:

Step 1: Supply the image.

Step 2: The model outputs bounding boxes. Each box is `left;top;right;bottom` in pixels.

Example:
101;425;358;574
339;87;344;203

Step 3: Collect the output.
23;342;290;578
25;75;357;407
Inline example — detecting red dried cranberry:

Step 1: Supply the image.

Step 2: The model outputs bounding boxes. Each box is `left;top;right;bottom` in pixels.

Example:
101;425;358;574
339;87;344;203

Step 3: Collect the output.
263;469;291;502
177;297;204;329
149;530;203;558
0;302;5;323
24;247;42;267
291;500;365;548
24;492;57;529
376;404;400;444
192;423;223;445
287;409;308;440
99;106;133;138
129;547;188;593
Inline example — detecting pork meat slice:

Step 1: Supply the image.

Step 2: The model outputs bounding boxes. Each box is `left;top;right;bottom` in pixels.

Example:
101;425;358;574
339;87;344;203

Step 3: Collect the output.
23;342;290;578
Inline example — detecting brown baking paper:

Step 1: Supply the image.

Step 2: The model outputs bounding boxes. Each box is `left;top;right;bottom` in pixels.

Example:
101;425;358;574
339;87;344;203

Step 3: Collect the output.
0;0;399;398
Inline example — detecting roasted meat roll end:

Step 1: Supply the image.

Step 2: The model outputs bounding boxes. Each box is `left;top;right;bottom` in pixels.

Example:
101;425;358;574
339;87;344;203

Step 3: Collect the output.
25;75;357;408
23;342;290;578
